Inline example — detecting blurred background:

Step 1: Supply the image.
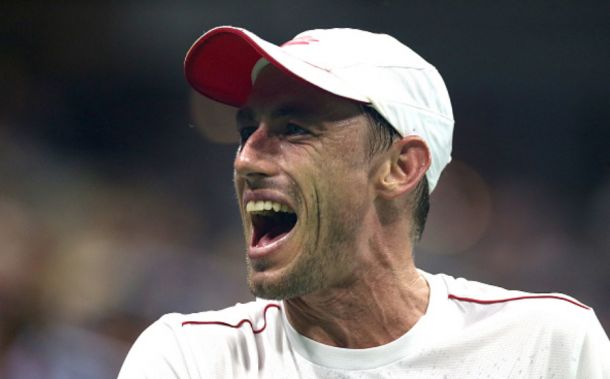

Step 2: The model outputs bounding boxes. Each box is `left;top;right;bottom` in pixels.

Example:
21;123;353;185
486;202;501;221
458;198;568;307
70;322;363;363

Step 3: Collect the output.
1;0;609;377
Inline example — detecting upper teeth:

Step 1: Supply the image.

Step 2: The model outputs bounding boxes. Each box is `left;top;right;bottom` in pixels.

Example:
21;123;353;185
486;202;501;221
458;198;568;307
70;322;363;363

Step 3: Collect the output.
246;200;294;213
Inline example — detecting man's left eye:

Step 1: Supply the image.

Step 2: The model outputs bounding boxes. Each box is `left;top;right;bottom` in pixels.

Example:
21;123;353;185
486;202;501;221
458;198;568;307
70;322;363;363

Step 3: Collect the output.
286;124;308;135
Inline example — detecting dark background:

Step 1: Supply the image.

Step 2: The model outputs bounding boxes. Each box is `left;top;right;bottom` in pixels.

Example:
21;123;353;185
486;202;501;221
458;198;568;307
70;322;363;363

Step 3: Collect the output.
1;1;609;377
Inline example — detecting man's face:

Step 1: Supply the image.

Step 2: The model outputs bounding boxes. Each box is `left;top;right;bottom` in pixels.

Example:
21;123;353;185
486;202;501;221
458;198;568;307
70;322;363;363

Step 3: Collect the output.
234;65;379;300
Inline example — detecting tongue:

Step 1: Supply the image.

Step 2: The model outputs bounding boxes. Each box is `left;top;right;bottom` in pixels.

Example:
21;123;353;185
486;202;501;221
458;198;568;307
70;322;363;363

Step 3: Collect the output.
258;224;293;248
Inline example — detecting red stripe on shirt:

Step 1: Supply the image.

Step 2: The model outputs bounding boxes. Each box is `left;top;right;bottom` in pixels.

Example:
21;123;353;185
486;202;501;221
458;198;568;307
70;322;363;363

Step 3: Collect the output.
181;303;281;334
448;294;590;310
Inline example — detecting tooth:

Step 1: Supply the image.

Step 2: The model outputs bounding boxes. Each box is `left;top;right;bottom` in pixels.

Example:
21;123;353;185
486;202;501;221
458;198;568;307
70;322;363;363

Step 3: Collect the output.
246;199;296;214
255;201;265;211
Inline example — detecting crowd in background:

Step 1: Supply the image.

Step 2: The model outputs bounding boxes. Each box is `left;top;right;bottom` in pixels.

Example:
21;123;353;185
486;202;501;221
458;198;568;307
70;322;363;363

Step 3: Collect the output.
0;127;252;378
1;1;609;377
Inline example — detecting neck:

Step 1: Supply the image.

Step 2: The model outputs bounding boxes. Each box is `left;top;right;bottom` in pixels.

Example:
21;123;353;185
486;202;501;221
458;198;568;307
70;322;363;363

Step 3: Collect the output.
283;250;429;349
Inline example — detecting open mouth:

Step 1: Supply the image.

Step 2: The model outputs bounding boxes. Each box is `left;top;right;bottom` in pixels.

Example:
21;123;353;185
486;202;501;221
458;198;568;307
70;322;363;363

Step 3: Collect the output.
247;200;297;248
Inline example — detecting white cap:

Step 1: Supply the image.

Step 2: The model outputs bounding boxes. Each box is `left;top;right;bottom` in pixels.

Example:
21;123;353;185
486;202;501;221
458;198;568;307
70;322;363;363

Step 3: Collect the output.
185;26;454;192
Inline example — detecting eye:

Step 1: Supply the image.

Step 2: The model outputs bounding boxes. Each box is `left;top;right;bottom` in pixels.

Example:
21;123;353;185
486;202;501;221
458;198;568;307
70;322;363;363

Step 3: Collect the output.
286;123;309;136
238;127;257;144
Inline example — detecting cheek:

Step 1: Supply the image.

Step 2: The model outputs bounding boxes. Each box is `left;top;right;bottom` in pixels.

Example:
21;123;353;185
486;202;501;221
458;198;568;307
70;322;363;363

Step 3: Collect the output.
315;144;372;230
315;162;370;220
319;146;370;195
328;128;370;170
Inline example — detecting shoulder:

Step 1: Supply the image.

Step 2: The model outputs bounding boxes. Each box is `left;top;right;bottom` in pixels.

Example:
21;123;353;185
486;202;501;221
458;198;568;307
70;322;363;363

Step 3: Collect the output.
440;273;590;312
428;273;610;376
428;272;594;338
118;311;190;378
428;275;596;344
119;299;284;379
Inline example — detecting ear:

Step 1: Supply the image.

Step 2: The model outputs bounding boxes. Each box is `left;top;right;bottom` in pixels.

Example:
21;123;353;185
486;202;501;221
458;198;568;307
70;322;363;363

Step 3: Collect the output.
375;136;431;200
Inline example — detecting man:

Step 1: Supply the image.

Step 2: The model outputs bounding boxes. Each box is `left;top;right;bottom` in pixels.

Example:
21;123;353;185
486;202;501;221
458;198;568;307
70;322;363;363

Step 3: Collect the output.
119;27;610;378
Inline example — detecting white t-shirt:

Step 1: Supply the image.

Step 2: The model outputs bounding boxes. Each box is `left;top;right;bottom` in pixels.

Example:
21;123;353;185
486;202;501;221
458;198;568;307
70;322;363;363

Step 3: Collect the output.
118;272;610;378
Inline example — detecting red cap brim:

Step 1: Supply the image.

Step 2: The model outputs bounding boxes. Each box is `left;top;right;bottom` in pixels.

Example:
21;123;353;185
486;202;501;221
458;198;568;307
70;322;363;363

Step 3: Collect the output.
185;28;266;107
185;27;370;108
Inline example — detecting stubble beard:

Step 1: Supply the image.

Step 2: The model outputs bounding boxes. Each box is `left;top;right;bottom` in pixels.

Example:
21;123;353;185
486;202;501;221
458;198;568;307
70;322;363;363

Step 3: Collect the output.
246;210;359;301
246;234;336;300
241;167;366;300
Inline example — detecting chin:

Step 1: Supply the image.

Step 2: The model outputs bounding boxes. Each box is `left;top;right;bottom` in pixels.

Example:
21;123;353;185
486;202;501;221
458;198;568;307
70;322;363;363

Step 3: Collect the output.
247;259;325;301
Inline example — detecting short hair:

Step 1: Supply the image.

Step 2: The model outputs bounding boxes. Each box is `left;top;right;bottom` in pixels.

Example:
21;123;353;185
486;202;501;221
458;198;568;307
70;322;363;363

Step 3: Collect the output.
361;105;430;243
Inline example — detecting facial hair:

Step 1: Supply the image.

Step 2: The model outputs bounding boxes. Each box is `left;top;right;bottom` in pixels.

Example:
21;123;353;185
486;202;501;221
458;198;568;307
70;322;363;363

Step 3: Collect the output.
246;188;363;300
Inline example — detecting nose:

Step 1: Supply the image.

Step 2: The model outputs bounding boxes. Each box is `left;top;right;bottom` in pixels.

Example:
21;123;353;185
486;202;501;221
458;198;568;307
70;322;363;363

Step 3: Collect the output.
234;126;280;180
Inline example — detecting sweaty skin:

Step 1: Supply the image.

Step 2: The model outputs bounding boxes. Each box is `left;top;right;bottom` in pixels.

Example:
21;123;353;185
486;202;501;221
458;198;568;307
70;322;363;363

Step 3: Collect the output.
234;65;431;349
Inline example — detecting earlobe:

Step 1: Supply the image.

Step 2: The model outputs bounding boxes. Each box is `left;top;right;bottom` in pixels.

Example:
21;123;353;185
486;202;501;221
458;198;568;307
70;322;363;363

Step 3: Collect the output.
376;136;431;200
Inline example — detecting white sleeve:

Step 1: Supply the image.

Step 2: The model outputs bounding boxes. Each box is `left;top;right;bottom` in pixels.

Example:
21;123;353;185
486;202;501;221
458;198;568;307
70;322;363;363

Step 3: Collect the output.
574;310;610;379
118;317;191;379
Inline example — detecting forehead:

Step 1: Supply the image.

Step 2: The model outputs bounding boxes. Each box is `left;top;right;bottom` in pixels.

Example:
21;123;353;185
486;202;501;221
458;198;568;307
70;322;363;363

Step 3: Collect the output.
241;65;363;122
